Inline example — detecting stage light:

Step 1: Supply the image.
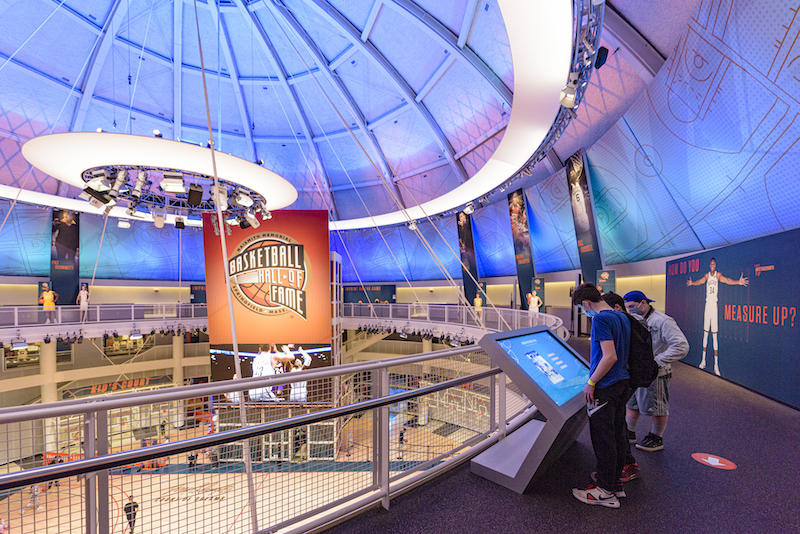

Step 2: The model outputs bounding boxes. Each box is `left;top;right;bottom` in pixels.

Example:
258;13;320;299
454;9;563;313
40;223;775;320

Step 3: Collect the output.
462;202;474;215
150;329;156;335
174;216;185;229
112;331;118;338
261;209;272;220
108;169;128;198
96;128;103;133
80;187;112;207
117;219;131;229
399;331;408;339
130;331;143;340
408;221;417;231
214;183;228;211
231;189;254;208
77;335;83;343
187;183;203;207
43;336;51;344
160;172;185;193
202;326;207;332
152;208;166;229
559;72;580;109
153;129;162;138
12;339;29;351
103;332;109;340
131;170;148;198
244;209;260;228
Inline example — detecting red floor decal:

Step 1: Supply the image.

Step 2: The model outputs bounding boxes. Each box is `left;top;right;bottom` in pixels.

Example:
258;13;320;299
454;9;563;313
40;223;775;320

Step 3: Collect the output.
692;453;737;470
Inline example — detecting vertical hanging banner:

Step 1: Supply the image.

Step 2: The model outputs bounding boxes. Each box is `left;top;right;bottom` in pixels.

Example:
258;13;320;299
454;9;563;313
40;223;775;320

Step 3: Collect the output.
202;210;331;345
508;189;535;309
665;228;800;409
596;269;616;295
566;149;603;285
50;210;80;307
457;211;480;306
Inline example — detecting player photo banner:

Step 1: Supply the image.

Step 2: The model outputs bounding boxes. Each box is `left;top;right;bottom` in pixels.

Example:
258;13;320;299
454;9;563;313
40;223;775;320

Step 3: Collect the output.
596;269;616;295
457;211;480;306
202;211;331;345
566;149;603;285
50;210;80;307
665;228;800;409
508;189;535;310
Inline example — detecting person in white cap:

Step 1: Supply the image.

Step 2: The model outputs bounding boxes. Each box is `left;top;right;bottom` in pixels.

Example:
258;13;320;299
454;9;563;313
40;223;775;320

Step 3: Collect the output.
623;290;689;452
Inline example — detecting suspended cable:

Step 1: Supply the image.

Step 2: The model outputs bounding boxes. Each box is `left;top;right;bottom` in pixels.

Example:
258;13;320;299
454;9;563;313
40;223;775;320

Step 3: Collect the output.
0;1;67;75
191;2;258;531
124;0;156;134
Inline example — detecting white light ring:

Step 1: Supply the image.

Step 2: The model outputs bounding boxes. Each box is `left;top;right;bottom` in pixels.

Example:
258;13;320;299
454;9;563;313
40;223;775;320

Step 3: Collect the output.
21;132;298;210
330;0;572;230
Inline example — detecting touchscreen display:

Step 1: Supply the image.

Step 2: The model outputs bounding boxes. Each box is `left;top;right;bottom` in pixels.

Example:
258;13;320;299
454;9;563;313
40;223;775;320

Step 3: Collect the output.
497;329;589;406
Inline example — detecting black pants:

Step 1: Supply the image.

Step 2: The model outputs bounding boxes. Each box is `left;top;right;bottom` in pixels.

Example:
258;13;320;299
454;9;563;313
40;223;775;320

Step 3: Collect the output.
127;515;136;532
589;379;629;491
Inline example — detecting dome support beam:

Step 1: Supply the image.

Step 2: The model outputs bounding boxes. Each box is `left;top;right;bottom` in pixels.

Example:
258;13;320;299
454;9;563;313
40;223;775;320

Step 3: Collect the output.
296;0;471;186
234;0;340;218
206;3;256;162
262;1;408;210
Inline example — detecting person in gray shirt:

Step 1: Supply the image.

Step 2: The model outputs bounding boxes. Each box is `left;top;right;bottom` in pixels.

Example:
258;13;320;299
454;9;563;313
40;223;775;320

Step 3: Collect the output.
623;291;689;452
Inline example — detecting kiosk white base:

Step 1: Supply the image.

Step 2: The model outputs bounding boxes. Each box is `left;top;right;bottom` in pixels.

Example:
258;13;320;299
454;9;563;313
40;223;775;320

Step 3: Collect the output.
471;408;587;494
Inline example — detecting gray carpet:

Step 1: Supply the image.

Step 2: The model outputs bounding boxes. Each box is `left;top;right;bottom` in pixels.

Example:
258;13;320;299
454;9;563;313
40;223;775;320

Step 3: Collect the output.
325;338;800;534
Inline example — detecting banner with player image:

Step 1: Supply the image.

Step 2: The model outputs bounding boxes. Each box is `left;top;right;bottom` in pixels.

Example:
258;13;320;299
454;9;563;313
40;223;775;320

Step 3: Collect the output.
566;149;604;285
665;228;800;409
596;269;616;295
457;211;481;307
50;210;80;310
202;210;331;345
508;189;535;310
210;343;332;404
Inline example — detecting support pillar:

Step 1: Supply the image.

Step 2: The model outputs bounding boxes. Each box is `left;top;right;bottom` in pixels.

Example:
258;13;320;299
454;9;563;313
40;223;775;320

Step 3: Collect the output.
40;341;58;452
172;333;185;386
422;338;433;354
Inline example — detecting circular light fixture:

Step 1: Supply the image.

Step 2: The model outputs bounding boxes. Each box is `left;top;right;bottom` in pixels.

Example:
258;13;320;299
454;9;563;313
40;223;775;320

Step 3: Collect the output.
22;133;297;224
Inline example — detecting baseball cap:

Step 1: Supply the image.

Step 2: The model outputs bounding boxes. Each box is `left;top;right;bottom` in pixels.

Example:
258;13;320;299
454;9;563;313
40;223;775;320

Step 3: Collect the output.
623;290;654;303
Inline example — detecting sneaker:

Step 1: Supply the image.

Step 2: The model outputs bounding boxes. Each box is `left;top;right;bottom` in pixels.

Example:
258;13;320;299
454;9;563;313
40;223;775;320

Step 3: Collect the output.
620;462;640;482
627;429;637;443
636;432;664;452
590;473;626;498
572;484;619;508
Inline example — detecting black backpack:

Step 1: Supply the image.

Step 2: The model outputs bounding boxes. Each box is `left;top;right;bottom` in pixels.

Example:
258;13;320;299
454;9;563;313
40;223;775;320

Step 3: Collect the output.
624;314;658;389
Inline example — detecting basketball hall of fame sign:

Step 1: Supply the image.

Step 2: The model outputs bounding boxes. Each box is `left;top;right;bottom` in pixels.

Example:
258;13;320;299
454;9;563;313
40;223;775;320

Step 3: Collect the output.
228;232;310;319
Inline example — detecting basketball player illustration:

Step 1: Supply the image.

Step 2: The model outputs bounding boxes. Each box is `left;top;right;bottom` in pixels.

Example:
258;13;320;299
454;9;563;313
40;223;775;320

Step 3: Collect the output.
248;344;294;401
686;258;748;376
568;153;591;233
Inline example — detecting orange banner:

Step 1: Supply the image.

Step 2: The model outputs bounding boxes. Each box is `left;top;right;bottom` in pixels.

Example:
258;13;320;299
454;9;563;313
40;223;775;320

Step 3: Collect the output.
202;211;331;345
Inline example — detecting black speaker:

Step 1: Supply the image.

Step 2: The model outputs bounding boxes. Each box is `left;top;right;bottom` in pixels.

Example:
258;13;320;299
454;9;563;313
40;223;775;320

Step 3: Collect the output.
187;184;203;207
595;46;609;69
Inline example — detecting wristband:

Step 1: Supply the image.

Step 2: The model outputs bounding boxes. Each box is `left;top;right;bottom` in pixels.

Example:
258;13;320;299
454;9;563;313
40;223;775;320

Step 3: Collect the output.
587;379;596;387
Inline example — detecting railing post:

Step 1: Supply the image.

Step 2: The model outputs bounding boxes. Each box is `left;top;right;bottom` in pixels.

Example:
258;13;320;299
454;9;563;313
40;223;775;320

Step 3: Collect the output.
490;373;497;432
374;368;390;510
498;372;507;439
14;306;18;327
96;411;110;534
84;411;98;534
131;305;134;322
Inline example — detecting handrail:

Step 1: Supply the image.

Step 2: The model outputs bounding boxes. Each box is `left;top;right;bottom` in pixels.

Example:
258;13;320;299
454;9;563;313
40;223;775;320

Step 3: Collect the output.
0;367;500;491
0;344;480;423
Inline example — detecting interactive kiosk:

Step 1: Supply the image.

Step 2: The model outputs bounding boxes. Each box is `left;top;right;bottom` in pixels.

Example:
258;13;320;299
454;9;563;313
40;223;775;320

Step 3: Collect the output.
471;326;590;493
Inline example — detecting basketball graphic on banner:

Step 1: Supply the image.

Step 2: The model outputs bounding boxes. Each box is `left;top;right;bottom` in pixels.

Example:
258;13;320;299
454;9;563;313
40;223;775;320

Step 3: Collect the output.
228;232;311;319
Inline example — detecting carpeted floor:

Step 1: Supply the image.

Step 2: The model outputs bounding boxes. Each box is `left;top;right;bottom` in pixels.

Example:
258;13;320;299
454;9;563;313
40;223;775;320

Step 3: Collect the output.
325;337;800;534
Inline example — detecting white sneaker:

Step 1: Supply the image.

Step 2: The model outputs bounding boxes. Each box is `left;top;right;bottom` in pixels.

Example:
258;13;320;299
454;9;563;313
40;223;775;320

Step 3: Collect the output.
572;484;620;508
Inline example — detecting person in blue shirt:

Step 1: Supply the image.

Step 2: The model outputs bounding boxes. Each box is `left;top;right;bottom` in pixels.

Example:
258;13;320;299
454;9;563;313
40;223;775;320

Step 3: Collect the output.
571;283;631;508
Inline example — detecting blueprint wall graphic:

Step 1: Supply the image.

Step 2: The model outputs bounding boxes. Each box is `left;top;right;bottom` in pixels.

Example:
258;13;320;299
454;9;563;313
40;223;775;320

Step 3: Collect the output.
0;200;51;276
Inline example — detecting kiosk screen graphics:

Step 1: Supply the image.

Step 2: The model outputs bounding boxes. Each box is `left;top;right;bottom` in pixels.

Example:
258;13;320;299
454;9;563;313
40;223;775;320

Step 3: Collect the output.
496;329;589;406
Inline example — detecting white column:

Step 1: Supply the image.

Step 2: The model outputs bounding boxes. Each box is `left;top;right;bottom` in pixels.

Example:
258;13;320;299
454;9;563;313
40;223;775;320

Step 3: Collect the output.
172;334;184;386
40;341;58;452
422;338;433;354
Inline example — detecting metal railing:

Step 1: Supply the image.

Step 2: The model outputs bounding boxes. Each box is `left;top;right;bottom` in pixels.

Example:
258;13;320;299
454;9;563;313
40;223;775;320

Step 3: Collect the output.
0;303;208;329
0;343;535;534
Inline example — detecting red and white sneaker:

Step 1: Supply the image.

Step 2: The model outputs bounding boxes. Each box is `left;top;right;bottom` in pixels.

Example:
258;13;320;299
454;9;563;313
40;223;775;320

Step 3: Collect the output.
572;484;620;508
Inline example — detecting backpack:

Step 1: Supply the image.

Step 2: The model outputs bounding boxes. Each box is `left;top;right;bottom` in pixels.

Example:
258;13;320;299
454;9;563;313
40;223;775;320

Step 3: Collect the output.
624;314;658;389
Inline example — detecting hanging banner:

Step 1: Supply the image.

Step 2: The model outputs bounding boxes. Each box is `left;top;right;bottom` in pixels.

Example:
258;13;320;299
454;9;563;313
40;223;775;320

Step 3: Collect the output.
508;189;535;309
596;269;616;295
566;149;604;285
50;210;80;309
457;211;481;306
528;277;545;312
190;285;207;305
202;210;331;345
665;228;800;409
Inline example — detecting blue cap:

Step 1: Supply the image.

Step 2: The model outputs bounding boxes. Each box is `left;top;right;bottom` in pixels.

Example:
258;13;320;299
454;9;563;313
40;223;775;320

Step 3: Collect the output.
624;290;654;303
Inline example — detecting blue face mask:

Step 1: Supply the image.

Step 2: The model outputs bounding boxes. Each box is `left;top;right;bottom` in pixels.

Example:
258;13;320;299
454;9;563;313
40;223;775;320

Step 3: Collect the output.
583;307;597;318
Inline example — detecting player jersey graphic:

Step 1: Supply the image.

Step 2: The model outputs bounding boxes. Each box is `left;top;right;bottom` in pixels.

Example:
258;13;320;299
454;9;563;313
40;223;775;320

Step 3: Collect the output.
706;272;719;303
570;183;591;233
526;350;565;384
